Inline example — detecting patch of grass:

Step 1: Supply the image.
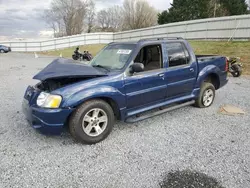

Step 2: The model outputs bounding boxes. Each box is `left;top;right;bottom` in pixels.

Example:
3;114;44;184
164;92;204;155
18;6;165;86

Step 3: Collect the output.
40;41;250;75
39;44;107;58
189;41;250;75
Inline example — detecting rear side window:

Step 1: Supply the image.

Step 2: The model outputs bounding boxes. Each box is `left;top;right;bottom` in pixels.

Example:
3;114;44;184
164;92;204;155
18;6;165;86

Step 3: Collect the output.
166;43;190;67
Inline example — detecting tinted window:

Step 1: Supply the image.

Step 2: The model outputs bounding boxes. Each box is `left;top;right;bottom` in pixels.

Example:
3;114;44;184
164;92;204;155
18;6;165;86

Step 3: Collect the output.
166;43;189;67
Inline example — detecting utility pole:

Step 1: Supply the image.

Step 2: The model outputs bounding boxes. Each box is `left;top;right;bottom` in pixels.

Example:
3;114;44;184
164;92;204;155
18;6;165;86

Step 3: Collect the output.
213;0;217;17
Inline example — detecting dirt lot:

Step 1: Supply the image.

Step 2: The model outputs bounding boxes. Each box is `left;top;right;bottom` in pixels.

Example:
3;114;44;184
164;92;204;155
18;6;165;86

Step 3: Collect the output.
0;53;249;188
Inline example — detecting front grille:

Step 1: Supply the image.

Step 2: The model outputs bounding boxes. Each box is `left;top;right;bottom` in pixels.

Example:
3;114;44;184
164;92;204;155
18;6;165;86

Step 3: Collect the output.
24;86;35;100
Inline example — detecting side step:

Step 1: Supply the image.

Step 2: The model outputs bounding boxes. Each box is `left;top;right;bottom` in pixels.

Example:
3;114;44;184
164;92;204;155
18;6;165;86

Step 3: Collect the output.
125;100;195;123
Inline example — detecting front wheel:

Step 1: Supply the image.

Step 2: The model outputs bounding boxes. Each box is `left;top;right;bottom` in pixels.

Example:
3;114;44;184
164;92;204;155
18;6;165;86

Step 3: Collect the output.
195;82;215;108
0;49;5;53
69;99;115;144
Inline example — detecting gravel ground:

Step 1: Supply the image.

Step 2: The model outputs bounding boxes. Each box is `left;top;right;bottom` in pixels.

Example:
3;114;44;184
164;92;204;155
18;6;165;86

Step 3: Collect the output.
0;53;249;188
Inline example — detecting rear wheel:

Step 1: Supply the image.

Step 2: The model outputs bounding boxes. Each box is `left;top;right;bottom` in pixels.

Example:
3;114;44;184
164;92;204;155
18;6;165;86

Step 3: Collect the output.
0;49;5;53
195;82;215;108
72;54;79;60
231;64;242;77
69;99;115;144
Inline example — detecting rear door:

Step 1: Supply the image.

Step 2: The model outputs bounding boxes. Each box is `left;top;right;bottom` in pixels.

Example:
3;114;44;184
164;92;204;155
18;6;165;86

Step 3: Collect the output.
164;42;197;99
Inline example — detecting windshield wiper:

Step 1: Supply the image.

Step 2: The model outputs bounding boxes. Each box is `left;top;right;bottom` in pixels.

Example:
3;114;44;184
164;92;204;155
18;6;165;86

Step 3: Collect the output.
92;65;110;72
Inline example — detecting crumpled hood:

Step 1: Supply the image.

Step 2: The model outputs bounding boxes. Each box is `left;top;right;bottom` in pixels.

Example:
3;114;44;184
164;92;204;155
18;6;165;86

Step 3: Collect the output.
33;58;107;81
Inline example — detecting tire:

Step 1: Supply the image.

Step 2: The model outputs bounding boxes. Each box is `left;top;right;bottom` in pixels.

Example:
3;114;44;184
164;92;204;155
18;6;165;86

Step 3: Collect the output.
195;82;215;108
82;55;91;61
69;99;115;144
231;64;242;77
72;54;79;60
0;49;5;53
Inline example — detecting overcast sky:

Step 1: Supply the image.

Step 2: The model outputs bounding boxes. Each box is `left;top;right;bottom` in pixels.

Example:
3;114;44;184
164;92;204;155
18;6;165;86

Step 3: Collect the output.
0;0;172;40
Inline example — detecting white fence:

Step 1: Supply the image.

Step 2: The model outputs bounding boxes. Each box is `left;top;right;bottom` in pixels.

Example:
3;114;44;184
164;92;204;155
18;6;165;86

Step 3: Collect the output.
114;15;250;42
1;15;250;52
0;33;114;52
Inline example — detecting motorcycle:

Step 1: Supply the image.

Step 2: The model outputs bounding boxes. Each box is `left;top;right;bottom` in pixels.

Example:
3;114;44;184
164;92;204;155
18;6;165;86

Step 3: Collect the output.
72;47;93;61
85;51;93;60
227;57;243;77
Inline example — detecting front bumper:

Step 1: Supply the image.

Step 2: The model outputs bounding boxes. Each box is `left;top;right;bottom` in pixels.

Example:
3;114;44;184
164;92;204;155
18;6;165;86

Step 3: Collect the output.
22;99;74;135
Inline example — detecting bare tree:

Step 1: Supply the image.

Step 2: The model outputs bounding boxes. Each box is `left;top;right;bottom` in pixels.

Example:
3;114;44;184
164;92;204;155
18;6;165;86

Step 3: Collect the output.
109;5;123;31
97;5;123;32
122;0;158;30
97;10;109;31
45;0;89;37
44;9;64;37
86;0;96;33
45;0;158;35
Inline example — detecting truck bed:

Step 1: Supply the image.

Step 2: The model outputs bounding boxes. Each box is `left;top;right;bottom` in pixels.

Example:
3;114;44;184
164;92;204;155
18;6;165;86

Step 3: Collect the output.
196;55;223;62
196;55;227;72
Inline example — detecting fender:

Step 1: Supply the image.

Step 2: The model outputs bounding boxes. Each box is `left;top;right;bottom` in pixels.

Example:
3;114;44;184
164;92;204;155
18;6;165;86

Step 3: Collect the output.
195;65;221;88
62;85;126;110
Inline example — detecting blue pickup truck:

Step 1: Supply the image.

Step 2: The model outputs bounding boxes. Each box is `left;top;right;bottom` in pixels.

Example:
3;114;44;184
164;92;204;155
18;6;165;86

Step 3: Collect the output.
22;38;228;144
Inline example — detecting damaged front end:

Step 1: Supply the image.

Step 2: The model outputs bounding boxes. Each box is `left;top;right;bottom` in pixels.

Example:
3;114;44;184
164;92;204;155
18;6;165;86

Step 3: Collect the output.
35;76;100;92
22;58;108;135
33;58;108;92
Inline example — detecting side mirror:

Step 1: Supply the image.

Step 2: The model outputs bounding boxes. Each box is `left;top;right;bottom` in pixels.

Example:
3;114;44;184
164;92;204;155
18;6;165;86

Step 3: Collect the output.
169;56;178;62
129;63;144;73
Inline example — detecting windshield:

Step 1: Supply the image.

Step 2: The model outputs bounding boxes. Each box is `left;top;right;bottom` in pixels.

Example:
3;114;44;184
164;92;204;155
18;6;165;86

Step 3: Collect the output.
90;44;135;70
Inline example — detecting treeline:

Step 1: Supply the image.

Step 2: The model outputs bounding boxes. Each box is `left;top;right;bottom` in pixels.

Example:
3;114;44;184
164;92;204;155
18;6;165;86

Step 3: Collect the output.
158;0;249;24
44;0;158;37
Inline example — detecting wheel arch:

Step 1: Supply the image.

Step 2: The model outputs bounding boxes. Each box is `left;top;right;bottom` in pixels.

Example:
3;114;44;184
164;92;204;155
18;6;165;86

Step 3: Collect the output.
204;73;220;90
97;97;121;119
196;65;221;90
64;96;122;130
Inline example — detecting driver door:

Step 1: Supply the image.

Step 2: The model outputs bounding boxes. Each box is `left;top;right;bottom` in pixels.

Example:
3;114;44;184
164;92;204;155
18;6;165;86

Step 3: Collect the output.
124;44;167;109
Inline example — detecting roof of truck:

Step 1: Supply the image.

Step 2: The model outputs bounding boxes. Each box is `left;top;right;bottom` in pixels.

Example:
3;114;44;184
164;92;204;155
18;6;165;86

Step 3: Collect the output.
109;37;185;45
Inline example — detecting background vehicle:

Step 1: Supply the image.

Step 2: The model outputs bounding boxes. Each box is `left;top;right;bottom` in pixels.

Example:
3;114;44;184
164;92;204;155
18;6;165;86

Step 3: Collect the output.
227;57;243;77
0;45;11;53
22;38;228;144
72;47;93;61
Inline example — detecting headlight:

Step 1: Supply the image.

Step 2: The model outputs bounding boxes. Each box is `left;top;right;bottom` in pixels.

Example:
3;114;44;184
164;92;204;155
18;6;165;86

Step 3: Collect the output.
37;92;62;108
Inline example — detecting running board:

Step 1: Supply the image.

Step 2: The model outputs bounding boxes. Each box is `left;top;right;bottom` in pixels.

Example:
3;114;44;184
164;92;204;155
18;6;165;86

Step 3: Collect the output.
125;100;195;123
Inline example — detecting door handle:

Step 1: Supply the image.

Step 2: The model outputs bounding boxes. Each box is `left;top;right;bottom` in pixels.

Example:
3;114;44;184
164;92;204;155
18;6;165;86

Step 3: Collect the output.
190;68;194;72
158;73;165;80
